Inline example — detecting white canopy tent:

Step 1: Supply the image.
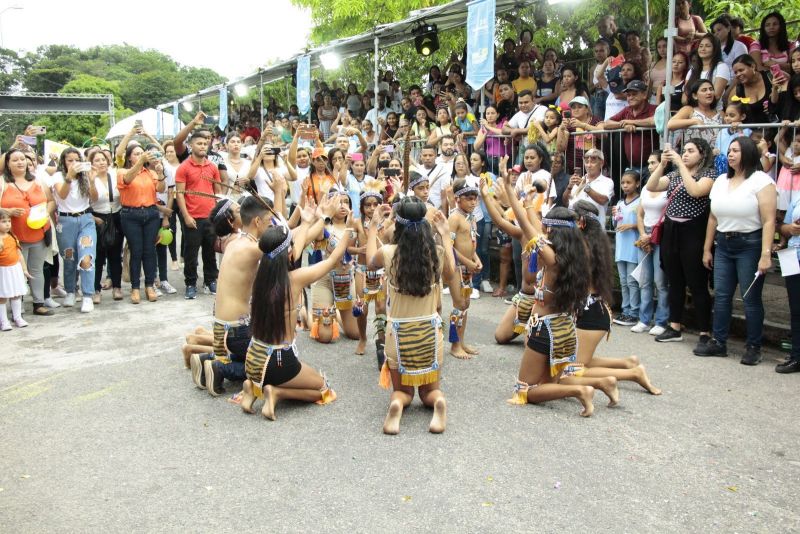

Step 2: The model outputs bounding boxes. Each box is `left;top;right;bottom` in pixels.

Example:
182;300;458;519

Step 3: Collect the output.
105;108;184;140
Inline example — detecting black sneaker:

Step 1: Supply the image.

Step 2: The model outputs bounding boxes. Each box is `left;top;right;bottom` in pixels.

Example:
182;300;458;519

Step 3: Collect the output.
740;345;762;366
190;353;213;389
693;334;711;354
204;359;225;397
613;314;637;326
694;338;728;357
185;285;198;300
776;359;800;374
655;326;683;342
205;281;217;295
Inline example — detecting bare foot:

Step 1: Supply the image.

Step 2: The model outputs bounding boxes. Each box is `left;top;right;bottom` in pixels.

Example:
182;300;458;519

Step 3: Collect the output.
261;385;277;421
450;348;473;360
463;343;479;355
429;397;447;434
598;376;620;407
355;339;366;355
241;380;256;414
634;365;662;395
383;399;403;435
181;345;192;369
577;386;595;417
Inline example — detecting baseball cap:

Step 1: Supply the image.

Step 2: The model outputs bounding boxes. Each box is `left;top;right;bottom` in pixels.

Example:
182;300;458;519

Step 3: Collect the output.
569;96;590;107
622;80;648;93
511;164;523;174
311;147;328;159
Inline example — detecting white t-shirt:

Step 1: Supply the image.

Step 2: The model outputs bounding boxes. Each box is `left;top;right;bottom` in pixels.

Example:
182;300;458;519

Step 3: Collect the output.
640;190;668;228
508;106;548;146
157;164;176;205
51;172;91;213
710;171;774;232
426;159;454;209
685;63;731;85
254;167;278;202
91;171;121;214
568;174;615;222
290;166;310;206
222;155;251;197
721;41;749;70
604;93;627;121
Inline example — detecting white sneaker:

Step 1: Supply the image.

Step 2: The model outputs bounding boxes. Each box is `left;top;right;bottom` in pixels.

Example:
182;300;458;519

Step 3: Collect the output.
51;286;67;298
0;319;10;332
160;281;177;294
80;298;93;313
43;297;61;309
442;287;450;295
649;325;666;336
63;293;76;307
155;288;163;297
480;280;493;293
630;322;649;333
470;288;480;300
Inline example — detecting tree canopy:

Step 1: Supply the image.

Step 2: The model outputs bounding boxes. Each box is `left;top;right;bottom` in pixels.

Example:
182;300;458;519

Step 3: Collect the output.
0;44;226;147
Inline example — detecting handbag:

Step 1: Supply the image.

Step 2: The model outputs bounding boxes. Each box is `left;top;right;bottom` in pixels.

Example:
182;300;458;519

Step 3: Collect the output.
650;183;682;246
98;174;118;249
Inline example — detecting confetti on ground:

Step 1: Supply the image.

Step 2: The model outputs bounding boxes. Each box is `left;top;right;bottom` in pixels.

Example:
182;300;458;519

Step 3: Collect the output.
19;475;30;480
482;502;494;507
402;496;412;502
205;486;213;491
727;486;738;492
554;481;561;489
486;476;494;482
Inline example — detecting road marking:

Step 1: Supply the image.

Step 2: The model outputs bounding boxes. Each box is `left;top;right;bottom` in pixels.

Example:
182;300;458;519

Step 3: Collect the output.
73;381;128;403
0;372;67;408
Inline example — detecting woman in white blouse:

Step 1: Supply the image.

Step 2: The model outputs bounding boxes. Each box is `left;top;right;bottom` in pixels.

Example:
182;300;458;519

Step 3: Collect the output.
52;148;98;312
89;151;123;303
246;143;296;202
699;137;776;363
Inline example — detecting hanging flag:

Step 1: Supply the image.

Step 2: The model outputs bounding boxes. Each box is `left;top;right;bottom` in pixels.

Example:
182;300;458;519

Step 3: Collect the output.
173;103;180;136
297;55;311;116
219;86;228;130
156;108;162;139
465;0;496;90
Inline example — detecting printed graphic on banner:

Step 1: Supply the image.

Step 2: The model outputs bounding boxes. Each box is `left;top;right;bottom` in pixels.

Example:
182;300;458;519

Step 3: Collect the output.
219;86;228;130
466;0;496;90
297;55;311;116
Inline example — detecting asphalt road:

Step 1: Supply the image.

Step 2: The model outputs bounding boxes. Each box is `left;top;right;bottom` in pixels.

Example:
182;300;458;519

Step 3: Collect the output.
1;287;799;533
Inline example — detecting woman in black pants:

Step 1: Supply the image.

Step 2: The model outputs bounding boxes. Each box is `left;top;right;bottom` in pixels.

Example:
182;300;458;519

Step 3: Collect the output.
645;138;716;351
89;151;124;303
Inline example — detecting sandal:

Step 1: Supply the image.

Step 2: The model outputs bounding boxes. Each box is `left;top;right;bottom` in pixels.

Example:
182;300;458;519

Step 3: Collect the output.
492;288;506;298
33;306;55;316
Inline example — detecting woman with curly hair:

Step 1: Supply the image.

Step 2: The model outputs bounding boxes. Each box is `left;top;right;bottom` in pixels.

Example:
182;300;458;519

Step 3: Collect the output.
502;172;595;417
240;221;352;420
366;196;456;434
569;200;662;396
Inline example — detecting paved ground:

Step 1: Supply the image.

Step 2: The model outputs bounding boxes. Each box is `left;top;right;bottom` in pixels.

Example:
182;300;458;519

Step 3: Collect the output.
1;284;799;533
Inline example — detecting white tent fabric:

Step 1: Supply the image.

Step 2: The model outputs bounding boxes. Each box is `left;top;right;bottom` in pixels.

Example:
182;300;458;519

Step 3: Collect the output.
105;108;184;140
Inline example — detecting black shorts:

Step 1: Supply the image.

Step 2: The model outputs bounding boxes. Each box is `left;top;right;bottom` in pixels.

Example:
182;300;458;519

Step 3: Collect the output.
225;324;252;363
576;297;611;332
497;229;512;246
245;340;303;387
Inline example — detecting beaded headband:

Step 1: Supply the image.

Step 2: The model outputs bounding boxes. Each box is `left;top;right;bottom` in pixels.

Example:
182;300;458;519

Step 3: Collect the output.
213;199;233;222
582;212;600;222
267;227;293;259
541;218;576;228
454;186;479;197
409;174;430;189
360;190;383;200
394;212;424;229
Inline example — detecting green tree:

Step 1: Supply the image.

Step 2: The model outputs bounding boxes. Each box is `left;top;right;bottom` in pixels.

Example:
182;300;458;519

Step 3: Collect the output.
699;0;800;33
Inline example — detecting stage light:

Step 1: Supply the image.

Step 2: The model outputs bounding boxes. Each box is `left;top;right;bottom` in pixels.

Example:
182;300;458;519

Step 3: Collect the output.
235;83;249;97
413;23;439;56
182;101;193;111
320;52;341;70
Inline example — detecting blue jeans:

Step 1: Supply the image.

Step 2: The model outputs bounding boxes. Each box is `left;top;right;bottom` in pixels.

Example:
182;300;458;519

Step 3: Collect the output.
120;206;160;289
616;260;640;317
638;241;669;327
712;230;765;348
472;219;492;288
55;212;97;296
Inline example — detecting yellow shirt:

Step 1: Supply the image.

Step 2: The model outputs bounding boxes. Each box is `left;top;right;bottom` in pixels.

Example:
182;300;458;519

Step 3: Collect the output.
512;76;537;95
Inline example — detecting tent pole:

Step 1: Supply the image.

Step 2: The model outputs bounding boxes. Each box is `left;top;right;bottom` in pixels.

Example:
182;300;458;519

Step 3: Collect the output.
661;0;676;148
645;0;651;51
260;73;265;130
373;36;380;135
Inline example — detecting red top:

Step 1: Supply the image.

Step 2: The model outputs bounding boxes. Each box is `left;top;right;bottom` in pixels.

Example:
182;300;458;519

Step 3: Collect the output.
0;181;50;244
242;127;261;141
174;157;220;219
610;104;659;166
737;35;756;49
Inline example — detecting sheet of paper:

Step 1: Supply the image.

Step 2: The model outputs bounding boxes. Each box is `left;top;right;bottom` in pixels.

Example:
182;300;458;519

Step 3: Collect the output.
630;252;649;284
778;248;800;277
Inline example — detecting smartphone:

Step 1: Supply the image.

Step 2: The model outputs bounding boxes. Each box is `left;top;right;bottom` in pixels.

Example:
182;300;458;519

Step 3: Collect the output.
574;167;581;176
20;135;37;145
76;162;92;172
384;145;394;153
384;168;400;177
151;151;163;159
203;116;216;125
770;63;783;78
350;152;364;162
664;142;671;152
563;109;572;119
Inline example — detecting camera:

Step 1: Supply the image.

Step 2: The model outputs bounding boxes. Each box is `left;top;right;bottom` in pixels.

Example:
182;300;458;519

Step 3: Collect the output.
384;168;400;177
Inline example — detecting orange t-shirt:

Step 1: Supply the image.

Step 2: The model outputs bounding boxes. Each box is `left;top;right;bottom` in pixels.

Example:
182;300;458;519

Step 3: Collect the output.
0;234;20;266
0;181;50;243
304;172;337;204
117;168;158;208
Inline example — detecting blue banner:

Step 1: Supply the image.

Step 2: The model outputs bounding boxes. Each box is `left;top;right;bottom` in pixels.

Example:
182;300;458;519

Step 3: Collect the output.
219;86;228;130
156;108;162;139
465;0;495;91
297;55;311;116
173;103;180;136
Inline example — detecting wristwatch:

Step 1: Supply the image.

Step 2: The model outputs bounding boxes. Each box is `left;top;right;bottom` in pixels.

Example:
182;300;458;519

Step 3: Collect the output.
323;216;332;225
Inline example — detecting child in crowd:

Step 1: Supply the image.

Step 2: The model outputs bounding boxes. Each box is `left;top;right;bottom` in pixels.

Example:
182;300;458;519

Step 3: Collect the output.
0;209;30;330
777;127;800;221
534;106;563;154
751;130;777;179
714;101;750;175
448;179;481;359
453;101;478;154
612;170;641;327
